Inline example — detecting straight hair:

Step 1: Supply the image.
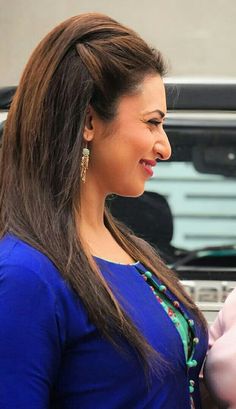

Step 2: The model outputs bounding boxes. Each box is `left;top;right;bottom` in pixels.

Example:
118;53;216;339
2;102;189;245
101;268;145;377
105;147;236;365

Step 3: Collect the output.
0;13;207;375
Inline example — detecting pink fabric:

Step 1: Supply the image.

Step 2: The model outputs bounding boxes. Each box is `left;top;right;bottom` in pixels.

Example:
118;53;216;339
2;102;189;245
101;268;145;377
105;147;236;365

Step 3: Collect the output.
205;288;236;408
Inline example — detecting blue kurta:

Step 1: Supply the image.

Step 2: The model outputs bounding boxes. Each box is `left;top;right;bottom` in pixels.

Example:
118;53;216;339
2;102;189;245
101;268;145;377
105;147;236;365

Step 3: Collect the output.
0;234;207;408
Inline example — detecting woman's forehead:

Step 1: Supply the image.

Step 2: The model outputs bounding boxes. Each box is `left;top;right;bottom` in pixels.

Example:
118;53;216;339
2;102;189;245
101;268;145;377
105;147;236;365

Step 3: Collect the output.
116;75;167;118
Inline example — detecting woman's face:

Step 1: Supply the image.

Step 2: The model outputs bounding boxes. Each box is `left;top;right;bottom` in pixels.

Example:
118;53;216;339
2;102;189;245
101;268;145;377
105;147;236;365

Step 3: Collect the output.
85;74;171;197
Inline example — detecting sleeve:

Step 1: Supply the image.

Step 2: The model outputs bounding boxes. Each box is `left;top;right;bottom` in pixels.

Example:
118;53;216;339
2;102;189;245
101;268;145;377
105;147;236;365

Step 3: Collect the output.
0;264;63;409
204;288;236;408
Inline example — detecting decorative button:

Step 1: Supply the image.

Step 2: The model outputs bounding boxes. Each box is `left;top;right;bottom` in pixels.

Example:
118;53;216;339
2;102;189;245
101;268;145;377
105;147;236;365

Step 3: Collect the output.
189;380;195;394
188;319;194;327
172;317;179;325
187;359;197;368
173;300;180;308
193;337;199;344
144;271;152;279
159;284;167;292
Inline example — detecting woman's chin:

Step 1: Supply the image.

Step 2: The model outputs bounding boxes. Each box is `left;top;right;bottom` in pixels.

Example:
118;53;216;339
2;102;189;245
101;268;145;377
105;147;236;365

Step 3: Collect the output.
114;185;145;198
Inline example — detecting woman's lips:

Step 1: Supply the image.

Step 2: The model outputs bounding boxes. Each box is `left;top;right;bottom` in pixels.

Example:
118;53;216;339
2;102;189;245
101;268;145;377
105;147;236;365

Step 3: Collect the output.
139;159;156;177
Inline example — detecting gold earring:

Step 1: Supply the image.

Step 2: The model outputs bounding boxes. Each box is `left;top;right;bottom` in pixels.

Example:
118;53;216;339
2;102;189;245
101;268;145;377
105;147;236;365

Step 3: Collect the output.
80;143;90;183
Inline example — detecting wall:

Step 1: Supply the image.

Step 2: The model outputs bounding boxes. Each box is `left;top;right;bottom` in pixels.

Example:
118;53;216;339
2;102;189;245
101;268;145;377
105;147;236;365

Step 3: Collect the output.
1;0;236;85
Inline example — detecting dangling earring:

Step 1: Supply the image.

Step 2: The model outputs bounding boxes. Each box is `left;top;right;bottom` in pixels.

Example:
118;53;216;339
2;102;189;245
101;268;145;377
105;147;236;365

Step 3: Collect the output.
80;142;90;183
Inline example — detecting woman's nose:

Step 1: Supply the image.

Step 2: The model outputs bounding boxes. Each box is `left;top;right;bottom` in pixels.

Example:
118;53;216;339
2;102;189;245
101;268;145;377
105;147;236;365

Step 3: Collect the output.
154;129;172;160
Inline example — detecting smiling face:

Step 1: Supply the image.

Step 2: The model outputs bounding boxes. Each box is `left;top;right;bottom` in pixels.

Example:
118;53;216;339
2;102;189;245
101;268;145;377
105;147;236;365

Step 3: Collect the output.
84;74;171;197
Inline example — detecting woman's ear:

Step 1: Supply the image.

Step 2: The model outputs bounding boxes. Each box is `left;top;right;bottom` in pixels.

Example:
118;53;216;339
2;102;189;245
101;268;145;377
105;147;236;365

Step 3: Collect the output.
83;106;95;142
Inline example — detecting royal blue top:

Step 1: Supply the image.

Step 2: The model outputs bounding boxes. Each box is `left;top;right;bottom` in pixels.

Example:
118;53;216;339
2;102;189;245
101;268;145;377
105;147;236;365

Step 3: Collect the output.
0;234;208;409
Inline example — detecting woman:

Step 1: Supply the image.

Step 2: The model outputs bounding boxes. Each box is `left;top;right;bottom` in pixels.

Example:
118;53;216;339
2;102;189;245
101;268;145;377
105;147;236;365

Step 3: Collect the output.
204;287;236;409
0;13;208;408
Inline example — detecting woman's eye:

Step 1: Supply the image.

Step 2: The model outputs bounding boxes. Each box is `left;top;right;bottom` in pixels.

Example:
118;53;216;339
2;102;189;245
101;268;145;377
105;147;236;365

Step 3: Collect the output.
148;119;162;127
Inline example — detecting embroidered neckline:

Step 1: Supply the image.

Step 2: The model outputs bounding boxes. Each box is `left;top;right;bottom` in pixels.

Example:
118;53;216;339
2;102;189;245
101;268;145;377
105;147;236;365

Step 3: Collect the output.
134;265;199;401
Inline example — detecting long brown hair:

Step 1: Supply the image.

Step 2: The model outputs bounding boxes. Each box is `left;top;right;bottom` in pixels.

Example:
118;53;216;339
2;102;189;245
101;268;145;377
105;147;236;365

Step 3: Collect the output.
0;13;207;373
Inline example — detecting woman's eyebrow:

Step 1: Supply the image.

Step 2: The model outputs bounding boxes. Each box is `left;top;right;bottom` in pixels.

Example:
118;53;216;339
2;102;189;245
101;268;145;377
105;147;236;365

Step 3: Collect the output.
144;109;166;118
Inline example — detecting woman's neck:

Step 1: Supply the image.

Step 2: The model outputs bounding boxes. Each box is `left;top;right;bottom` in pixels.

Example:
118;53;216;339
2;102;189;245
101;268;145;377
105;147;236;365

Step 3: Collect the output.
76;182;135;264
78;179;106;233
